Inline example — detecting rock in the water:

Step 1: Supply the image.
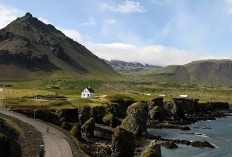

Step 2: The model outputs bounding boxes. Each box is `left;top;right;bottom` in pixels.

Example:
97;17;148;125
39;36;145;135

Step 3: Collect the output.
161;141;178;149
141;140;161;157
180;126;191;131
81;118;95;138
191;141;215;148
70;123;82;140
121;102;148;136
111;126;135;157
78;106;91;125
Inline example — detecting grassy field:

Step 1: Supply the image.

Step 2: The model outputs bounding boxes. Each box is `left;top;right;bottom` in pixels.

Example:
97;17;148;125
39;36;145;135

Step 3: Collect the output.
0;79;231;109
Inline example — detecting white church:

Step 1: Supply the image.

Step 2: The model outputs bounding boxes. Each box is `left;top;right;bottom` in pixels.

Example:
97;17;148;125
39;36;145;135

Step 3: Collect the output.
81;86;96;99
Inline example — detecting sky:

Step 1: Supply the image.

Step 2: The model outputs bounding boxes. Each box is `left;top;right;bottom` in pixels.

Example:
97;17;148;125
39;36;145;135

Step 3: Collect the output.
0;0;232;65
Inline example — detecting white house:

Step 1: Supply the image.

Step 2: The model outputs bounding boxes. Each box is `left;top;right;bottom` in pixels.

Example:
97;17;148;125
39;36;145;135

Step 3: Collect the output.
179;94;189;98
81;86;96;99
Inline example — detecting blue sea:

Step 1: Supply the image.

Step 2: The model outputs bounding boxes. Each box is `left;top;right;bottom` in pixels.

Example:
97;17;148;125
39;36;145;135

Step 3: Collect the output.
148;116;232;157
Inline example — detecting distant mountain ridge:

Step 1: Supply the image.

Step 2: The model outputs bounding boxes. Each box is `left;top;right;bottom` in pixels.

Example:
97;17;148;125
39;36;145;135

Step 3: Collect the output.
0;13;121;80
108;59;232;86
105;59;161;68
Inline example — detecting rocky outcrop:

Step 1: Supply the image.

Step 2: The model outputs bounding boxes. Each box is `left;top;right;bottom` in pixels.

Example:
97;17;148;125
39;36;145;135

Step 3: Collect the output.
70;123;82;141
56;108;79;123
191;141;215;148
107;102;129;118
121;102;149;135
111;126;135;157
78;106;91;125
160;141;178;149
141;140;161;157
102;113;120;128
90;106;106;124
81;118;95;138
148;98;164;110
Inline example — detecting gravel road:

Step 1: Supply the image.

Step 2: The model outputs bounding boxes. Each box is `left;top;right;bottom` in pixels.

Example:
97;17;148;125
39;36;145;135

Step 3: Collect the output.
0;108;73;157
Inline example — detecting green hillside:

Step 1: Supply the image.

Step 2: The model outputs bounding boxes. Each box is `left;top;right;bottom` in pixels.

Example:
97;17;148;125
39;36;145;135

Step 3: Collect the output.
110;59;232;86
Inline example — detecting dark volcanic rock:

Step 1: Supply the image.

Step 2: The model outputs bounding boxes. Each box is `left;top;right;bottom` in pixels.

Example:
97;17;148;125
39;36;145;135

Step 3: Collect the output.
161;141;178;149
70;123;82;141
81;118;95;138
78;106;91;125
180;126;191;131
111;126;135;157
90;106;106;124
191;141;215;148
56;108;79;123
121;102;148;136
102;113;120;128
148;97;164;110
141;140;161;157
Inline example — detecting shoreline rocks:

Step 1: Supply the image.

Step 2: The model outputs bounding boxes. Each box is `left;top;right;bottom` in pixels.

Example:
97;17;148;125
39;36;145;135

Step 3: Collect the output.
141;140;161;157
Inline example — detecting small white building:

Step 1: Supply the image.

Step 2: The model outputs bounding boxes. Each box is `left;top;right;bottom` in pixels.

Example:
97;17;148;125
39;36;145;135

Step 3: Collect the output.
81;86;96;99
179;94;189;98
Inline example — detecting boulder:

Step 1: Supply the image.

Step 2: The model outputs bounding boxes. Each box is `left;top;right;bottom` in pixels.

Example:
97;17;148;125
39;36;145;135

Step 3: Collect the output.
78;106;91;125
81;118;95;138
106;103;128;118
102;113;120;128
56;108;79;123
161;141;178;149
180;126;191;131
111;126;135;157
147;97;164;110
70;123;82;141
141;140;161;157
121;102;149;135
90;106;106;123
149;106;170;121
191;141;215;148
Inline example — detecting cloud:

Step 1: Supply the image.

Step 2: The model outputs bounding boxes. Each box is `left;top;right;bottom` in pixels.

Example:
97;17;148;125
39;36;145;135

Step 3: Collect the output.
80;17;96;26
85;43;200;66
99;0;146;14
59;28;83;42
0;5;23;29
225;0;232;14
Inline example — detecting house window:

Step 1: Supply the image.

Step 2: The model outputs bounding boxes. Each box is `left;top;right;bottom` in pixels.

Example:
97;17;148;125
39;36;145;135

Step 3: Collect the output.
87;94;89;97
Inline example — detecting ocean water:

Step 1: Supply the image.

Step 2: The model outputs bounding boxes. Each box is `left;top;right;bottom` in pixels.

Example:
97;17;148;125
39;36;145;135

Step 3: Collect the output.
148;116;232;157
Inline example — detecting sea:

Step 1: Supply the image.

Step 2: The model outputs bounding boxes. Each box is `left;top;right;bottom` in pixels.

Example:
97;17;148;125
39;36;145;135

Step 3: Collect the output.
147;115;232;157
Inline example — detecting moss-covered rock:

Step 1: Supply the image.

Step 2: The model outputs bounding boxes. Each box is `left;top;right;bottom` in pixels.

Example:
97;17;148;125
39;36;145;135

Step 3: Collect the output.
78;106;91;125
81;118;95;138
147;97;164;110
102;113;120;128
56;108;79;123
90;106;106;124
121;102;148;136
70;123;82;140
106;102;128;118
149;105;171;121
111;126;135;157
141;140;161;157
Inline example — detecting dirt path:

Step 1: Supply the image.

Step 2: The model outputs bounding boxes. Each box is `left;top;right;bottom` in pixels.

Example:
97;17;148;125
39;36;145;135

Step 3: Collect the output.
0;108;73;157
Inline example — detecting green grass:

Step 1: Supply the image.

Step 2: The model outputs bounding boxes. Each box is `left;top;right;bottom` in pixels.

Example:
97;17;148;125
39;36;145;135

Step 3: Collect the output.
0;116;24;137
0;79;231;109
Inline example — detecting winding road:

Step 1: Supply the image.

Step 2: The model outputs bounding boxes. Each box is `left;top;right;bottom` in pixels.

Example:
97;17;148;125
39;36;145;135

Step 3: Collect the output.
0;108;73;157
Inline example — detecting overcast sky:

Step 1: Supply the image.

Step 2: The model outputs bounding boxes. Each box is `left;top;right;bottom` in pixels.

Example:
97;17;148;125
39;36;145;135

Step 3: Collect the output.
0;0;232;65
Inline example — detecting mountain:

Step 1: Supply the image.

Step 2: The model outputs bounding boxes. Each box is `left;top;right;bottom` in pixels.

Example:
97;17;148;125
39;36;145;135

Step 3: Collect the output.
110;59;232;86
105;60;161;68
0;13;121;80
